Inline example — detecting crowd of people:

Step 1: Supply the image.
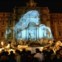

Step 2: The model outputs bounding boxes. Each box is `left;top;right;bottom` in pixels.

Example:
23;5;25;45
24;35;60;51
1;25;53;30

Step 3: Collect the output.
0;40;62;62
0;45;62;62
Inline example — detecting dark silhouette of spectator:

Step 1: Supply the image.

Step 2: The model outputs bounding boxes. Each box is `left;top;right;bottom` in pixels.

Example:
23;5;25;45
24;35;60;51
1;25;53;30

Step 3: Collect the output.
26;50;32;62
0;50;9;62
43;47;54;62
9;51;16;62
21;48;28;62
34;48;44;62
15;49;21;62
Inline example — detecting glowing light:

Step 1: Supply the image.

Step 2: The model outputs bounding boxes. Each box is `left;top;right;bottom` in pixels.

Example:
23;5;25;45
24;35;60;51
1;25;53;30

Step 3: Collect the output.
5;44;10;49
17;45;28;50
5;10;53;41
14;10;40;32
0;48;4;52
8;49;15;54
1;41;4;46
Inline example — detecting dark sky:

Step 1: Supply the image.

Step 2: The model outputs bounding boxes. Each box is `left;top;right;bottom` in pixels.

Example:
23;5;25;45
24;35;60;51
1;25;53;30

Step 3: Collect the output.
0;0;62;12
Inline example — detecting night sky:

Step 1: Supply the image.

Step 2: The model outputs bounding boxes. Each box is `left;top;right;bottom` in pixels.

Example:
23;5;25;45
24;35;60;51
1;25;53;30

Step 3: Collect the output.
0;0;62;12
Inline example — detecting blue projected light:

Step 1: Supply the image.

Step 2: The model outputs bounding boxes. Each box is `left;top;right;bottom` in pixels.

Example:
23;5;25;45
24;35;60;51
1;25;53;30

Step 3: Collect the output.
14;10;40;32
5;10;53;41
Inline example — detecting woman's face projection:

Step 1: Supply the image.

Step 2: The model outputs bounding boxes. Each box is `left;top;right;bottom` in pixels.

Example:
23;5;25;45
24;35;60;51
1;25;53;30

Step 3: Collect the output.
5;10;53;41
14;10;40;32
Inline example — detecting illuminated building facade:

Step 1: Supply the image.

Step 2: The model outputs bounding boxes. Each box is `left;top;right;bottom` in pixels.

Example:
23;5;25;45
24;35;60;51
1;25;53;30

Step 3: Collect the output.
50;13;62;41
0;0;62;42
0;12;13;41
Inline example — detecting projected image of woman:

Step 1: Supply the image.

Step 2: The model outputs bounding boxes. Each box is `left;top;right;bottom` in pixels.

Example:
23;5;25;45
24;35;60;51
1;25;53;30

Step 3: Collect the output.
5;10;53;41
14;10;40;40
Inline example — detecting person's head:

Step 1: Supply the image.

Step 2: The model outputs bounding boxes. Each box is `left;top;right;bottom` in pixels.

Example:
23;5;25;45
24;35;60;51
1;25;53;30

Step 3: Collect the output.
15;49;21;55
35;48;41;53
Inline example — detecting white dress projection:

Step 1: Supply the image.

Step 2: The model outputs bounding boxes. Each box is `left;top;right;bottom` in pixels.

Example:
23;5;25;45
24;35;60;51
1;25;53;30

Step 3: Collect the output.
5;10;53;41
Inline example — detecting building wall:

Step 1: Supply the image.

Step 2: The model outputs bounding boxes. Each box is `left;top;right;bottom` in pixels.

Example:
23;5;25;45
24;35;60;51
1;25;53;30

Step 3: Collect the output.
50;13;62;41
0;12;12;41
0;7;62;41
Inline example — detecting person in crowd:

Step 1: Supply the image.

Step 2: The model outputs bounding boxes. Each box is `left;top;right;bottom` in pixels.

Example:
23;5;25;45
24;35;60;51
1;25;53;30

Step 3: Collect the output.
34;48;44;62
8;51;16;62
15;49;21;62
